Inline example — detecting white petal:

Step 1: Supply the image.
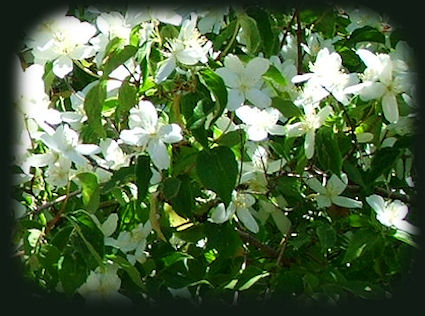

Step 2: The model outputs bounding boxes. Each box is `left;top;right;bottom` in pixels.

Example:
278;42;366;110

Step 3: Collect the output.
26;153;56;167
359;81;386;101
159;124;183;143
395;220;420;235
148;139;170;170
284;122;305;138
210;203;229;224
366;194;385;214
245;57;269;77
236;208;259;233
215;68;241;89
317;105;333;126
235;105;257;125
317;195;332;209
227;89;245;111
66;150;89;166
357;49;379;69
304;130;315;159
246;126;268;141
326;174;347;196
101;213;119;237
306;177;327;194
223;54;244;74
76;144;101;155
155;56;177;83
291;73;314;84
52;55;73;78
332;196;363;208
119;128;149;146
130;101;158;131
246;88;272;108
382;91;399;123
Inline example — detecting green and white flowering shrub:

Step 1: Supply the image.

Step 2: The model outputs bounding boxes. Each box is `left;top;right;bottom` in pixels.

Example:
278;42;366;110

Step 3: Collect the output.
11;3;420;306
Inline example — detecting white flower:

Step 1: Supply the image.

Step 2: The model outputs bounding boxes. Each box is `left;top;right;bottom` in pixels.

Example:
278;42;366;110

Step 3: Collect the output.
306;173;363;209
197;7;229;34
92;138;130;170
155;13;211;83
216;54;271;110
15;60;62;135
284;104;332;159
45;156;72;188
366;194;419;235
119;100;182;170
40;124;100;167
345;49;408;123
239;145;286;192
292;48;358;105
210;191;259;233
77;263;131;304
235;105;285;141
27;14;96;78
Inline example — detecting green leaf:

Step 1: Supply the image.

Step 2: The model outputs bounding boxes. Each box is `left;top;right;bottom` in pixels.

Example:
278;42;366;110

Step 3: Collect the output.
275;176;303;205
135;155;152;202
246;6;278;57
196;146;238;205
343;160;367;191
271;97;301;118
315;126;342;175
205;222;243;258
271;210;291;236
343;229;377;263
76;172;100;213
213;19;237;50
163;177;181;200
59;251;88;294
106;254;145;289
236;266;269;291
238;13;261;55
102;165;135;192
68;210;105;269
347;26;385;46
367;147;401;182
316;222;337;250
198;69;228;126
263;65;287;86
83;80;107;141
117;79;138;121
217;129;245;147
102;45;138;77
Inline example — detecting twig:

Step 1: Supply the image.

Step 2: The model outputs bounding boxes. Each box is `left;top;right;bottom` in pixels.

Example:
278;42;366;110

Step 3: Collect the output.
295;8;303;74
31;189;82;215
280;9;297;49
347;185;411;204
237;229;279;258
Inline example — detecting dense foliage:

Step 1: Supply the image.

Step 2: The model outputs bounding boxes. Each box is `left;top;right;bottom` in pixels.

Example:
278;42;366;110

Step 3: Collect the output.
11;2;421;307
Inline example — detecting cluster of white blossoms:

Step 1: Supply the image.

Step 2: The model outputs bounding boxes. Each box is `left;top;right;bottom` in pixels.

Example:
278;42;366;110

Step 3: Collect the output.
13;4;418;302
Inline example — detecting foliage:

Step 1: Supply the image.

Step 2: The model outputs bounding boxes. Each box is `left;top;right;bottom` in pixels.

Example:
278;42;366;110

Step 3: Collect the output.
11;3;420;307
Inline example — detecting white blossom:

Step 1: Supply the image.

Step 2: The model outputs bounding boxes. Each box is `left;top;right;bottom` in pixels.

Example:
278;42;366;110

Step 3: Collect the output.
155;13;211;83
306;173;363;209
235;105;285;141
27;14;96;78
366;194;419;235
216;54;271;110
119;100;183;170
210;191;259;233
284;104;332;159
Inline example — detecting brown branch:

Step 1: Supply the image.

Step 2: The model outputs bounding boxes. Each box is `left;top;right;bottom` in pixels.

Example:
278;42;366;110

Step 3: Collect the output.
279;9;297;49
31;189;82;215
347;184;411;204
295;8;303;74
237;229;279;258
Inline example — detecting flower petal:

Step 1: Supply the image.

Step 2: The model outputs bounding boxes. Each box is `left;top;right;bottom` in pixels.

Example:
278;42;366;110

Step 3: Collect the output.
304;130;315;159
52;55;73;78
245;57;270;77
155;56;177;83
148;139;170;170
246;88;272;108
227;89;245;111
159;124;183;143
382;91;399;123
120;128;149;146
210;203;229;224
366;194;385;214
215;68;241;89
332;196;363;209
236;208;259;233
